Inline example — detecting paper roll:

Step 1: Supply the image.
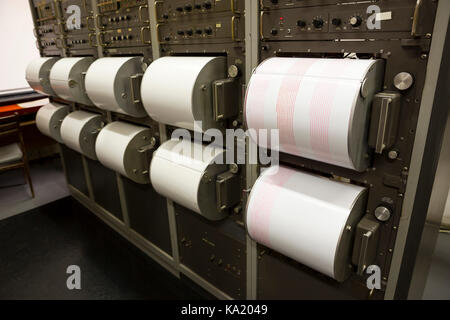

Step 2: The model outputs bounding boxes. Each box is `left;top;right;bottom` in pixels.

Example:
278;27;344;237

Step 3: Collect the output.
25;57;59;96
36;102;70;143
245;57;384;171
150;139;227;220
95;121;152;184
49;57;94;105
141;56;227;131
60;111;103;160
246;165;367;282
85;57;147;117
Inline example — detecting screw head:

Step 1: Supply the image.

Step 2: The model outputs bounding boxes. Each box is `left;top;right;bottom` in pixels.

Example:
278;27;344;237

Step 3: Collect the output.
394;72;414;91
375;206;392;222
388;150;399;160
229;163;239;174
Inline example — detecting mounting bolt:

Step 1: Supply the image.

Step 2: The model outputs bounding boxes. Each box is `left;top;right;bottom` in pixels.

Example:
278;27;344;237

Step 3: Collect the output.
388;150;399;160
229;163;239;174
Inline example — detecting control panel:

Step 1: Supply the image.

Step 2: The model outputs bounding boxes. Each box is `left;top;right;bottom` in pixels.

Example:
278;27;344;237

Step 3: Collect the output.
32;0;62;56
155;0;243;22
158;12;242;44
176;204;246;299
59;0;96;55
261;0;344;10
261;3;420;40
95;0;151;54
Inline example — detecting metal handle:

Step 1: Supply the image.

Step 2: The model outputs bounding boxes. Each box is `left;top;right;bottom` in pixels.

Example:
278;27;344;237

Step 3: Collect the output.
259;0;265;10
154;1;164;22
86;15;95;31
137;138;157;175
140;26;151;44
375;97;392;154
213;81;222;121
260;11;267;39
357;231;373;275
88;33;98;47
230;0;239;14
95;13;104;30
231;16;239;41
98;31;107;47
155;23;161;42
139;5;150;23
58;22;66;35
55;37;67;49
53;0;63;19
411;0;423;37
129;74;143;104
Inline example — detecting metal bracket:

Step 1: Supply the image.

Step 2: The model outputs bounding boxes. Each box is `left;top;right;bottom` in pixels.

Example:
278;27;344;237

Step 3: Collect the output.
213;78;239;122
140;26;151;45
129;73;143;104
368;92;402;154
216;170;241;212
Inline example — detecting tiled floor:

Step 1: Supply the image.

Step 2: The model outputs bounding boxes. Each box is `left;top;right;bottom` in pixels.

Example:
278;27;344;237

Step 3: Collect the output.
0;157;69;221
423;232;450;299
0;157;449;299
0;197;211;299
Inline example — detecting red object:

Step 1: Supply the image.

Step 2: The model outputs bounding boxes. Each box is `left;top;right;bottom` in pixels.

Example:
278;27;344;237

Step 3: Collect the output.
0;104;43;117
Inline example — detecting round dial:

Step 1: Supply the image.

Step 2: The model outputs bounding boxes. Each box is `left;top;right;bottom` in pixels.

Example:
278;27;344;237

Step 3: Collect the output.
350;16;363;27
312;18;324;29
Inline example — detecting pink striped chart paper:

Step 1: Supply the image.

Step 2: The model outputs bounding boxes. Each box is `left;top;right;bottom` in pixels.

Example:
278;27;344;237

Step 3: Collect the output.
245;57;383;171
246;165;366;280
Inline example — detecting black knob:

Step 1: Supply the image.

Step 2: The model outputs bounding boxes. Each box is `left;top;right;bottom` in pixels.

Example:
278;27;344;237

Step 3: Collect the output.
270;28;278;35
186;29;193;36
164;36;171;41
163;13;169;19
177;30;184;35
203;1;212;9
350;16;362;27
195;29;202;35
184;4;192;11
297;20;306;28
176;6;183;12
204;27;213;35
271;0;278;3
332;18;342;26
312;18;324;29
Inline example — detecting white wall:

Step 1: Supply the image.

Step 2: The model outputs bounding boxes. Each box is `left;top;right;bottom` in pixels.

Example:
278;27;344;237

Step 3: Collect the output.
0;0;40;95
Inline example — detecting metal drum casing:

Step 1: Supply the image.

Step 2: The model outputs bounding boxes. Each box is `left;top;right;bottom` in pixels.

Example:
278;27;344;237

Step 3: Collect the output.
245;165;367;282
245;58;385;171
95;121;153;184
60;111;104;160
49;57;94;105
35;102;70;143
25;57;59;96
150;139;228;220
141;56;227;132
85;57;147;118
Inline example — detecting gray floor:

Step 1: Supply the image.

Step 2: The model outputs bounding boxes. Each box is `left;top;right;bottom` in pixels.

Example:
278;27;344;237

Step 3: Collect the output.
0;157;448;299
0;157;69;221
423;232;450;299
